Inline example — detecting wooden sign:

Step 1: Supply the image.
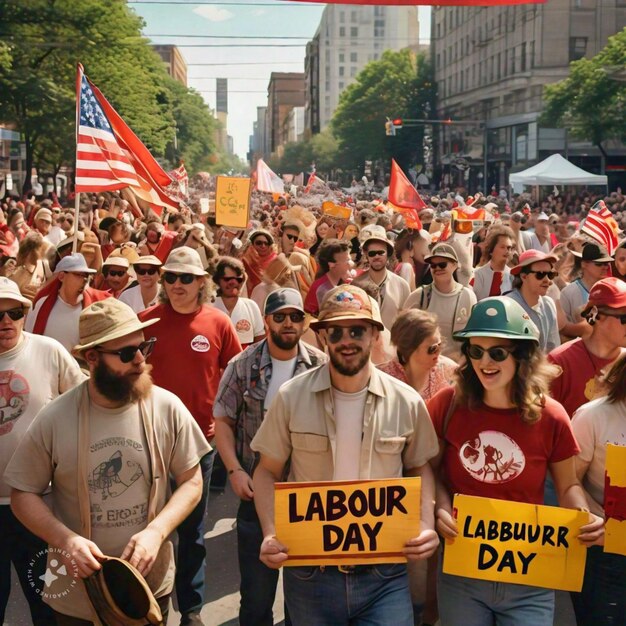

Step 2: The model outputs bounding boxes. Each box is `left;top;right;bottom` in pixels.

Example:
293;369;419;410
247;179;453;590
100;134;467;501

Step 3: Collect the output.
215;176;251;228
443;494;588;592
604;444;626;556
275;478;421;567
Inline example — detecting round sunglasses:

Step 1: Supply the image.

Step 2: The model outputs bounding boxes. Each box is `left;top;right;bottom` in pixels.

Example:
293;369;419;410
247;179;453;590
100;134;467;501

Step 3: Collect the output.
163;272;196;285
96;338;156;363
135;267;159;276
465;344;516;362
326;325;368;344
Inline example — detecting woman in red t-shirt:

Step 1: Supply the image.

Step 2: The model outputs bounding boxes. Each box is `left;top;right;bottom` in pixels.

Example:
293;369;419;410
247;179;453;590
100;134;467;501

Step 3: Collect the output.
429;297;604;626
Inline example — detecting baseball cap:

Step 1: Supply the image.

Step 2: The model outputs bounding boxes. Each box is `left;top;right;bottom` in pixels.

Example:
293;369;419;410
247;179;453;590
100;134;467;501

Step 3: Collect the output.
55;253;97;274
310;285;384;331
264;288;304;316
511;250;558;275
424;243;459;263
161;246;207;276
0;277;31;307
34;208;53;223
583;277;626;313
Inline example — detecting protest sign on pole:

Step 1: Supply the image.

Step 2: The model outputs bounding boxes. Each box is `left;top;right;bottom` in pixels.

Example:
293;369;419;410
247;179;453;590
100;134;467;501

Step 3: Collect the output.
274;478;421;567
215;176;251;229
604;444;626;556
443;494;588;592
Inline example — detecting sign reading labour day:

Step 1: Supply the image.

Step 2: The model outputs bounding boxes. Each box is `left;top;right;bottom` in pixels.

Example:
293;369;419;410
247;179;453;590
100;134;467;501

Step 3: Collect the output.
604;443;626;556
443;495;588;591
215;176;251;229
274;478;420;566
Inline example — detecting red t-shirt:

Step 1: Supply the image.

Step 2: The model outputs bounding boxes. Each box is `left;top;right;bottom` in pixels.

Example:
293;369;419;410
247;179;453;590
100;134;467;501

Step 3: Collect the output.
548;338;620;418
139;303;242;439
427;386;579;505
303;275;334;316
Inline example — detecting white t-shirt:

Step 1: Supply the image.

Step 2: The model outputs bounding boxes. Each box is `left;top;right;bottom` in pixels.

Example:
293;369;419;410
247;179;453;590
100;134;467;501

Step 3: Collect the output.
265;356;297;412
25;294;82;353
213;297;264;345
44;225;65;247
119;283;160;313
332;387;368;480
560;279;589;323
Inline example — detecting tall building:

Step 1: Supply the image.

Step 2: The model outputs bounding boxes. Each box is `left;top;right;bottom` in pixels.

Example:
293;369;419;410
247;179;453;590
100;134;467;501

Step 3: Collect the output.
306;5;420;132
432;0;626;189
153;45;187;86
248;106;268;167
215;78;229;152
266;73;305;156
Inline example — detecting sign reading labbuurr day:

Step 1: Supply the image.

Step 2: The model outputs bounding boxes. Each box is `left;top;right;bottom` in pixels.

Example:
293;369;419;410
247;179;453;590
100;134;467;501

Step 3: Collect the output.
604;443;626;557
274;478;421;567
443;494;588;591
215;176;251;229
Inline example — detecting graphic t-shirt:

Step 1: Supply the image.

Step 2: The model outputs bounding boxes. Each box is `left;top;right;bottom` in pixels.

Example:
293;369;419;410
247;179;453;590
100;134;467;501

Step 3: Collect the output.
213;296;264;346
427;386;579;505
139;303;242;438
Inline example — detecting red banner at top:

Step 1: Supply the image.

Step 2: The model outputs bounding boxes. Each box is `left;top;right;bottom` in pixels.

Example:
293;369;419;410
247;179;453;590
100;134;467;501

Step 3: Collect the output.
286;0;543;4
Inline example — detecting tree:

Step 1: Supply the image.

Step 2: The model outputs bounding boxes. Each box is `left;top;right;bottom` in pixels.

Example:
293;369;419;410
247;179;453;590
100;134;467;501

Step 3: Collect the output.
331;49;434;175
542;28;626;158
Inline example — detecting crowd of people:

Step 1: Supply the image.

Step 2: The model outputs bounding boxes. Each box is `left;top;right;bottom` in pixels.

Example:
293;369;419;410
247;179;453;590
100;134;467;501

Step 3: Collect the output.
0;174;625;626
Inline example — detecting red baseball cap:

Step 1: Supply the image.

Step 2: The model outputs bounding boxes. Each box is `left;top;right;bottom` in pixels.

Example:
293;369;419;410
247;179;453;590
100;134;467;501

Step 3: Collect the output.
586;277;626;310
511;249;558;275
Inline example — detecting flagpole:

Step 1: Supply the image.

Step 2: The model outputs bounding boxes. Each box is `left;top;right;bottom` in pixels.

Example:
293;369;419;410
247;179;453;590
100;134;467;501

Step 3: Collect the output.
73;64;82;255
72;192;81;254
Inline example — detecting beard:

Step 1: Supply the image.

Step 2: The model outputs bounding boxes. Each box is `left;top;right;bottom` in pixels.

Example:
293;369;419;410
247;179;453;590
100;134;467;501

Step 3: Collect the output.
270;328;299;351
93;358;153;404
329;344;370;376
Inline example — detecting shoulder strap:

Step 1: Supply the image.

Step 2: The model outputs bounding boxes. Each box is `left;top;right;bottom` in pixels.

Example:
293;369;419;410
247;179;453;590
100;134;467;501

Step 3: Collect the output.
442;389;456;438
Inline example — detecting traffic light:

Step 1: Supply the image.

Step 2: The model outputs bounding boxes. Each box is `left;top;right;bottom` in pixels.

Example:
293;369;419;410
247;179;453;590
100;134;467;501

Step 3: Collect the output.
385;119;396;136
392;118;403;129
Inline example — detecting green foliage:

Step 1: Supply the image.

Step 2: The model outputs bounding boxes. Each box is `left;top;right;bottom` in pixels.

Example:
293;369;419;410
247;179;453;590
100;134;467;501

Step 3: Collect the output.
269;128;338;176
542;28;626;150
331;49;434;173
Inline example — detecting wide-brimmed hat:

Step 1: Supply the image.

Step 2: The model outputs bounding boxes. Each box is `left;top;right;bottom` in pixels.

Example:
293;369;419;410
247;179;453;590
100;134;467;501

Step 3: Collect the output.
571;242;613;263
310;285;385;331
55;253;97;274
0;277;31;307
358;224;393;255
424;243;458;263
511;250;558;275
73;299;159;354
161;246;207;276
132;255;162;267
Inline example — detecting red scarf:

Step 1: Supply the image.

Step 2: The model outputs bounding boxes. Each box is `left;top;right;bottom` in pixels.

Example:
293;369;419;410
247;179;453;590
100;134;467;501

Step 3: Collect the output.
243;246;277;293
31;277;110;335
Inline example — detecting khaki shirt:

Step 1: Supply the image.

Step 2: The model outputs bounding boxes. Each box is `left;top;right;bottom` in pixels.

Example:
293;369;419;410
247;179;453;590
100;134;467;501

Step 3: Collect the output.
251;364;439;481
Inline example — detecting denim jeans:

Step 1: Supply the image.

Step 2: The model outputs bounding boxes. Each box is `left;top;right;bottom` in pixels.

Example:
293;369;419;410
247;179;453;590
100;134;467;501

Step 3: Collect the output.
236;500;291;626
437;567;554;626
283;563;413;626
0;505;56;625
570;545;626;626
174;449;215;616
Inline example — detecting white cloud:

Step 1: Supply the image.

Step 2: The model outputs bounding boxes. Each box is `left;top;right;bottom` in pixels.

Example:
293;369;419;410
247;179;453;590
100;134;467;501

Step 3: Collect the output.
192;6;234;22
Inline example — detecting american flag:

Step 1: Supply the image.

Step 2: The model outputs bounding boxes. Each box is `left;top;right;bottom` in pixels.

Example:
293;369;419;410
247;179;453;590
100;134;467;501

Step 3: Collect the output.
75;64;179;215
581;200;620;254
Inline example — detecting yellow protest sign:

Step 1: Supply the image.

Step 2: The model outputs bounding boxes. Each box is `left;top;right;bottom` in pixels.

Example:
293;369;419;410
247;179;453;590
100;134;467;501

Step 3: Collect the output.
604;443;626;556
322;201;352;220
215;176;251;228
443;494;588;592
274;478;421;567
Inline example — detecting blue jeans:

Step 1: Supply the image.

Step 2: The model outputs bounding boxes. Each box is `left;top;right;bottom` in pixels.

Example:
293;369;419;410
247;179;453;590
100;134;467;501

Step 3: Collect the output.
437;567;554;626
0;505;56;625
174;449;215;615
283;563;413;626
570;545;626;626
237;500;291;626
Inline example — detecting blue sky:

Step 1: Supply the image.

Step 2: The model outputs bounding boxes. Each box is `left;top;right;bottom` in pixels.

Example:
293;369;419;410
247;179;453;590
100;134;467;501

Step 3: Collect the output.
130;1;431;159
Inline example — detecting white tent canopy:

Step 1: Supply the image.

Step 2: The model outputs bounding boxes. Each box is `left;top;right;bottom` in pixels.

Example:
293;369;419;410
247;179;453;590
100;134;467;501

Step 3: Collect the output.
509;154;608;190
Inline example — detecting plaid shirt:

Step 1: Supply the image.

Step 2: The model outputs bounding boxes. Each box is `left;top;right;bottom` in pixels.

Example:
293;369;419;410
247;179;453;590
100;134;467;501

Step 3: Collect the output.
213;339;326;474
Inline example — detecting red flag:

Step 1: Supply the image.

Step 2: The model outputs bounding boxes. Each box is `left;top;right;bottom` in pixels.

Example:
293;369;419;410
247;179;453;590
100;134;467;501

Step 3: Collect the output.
75;64;178;216
389;160;426;211
286;0;542;4
304;171;325;193
582;200;620;254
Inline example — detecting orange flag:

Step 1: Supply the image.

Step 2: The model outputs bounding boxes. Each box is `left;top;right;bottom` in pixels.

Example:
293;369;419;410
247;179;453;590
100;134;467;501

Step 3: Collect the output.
388;159;425;230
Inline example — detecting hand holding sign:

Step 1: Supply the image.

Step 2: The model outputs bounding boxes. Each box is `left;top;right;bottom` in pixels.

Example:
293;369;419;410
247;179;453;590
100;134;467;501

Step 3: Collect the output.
576;512;604;547
436;507;458;540
260;535;289;570
403;528;439;560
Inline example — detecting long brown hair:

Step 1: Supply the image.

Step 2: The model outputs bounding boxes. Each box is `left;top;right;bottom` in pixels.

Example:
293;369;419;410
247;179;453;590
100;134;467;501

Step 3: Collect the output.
455;339;559;424
604;354;626;404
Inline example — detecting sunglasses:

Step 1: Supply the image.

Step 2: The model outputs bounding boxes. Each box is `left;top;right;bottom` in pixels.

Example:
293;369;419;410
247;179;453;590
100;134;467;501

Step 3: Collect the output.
527;270;557;280
272;311;305;323
603;313;626;324
253;240;270;247
326;325;369;344
0;307;25;322
593;261;610;267
428;261;449;270
465;344;516;362
163;272;196;285
367;250;387;258
285;233;299;242
96;338;156;363
105;270;127;277
135;267;159;276
427;342;442;355
221;276;245;284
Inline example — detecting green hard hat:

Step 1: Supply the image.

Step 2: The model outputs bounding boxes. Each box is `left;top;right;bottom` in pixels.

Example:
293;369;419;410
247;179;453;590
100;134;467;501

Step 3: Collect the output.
453;297;540;342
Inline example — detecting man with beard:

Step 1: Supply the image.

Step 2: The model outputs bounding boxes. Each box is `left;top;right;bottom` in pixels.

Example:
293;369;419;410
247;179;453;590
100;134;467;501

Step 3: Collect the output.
213;288;325;626
6;298;210;624
251;285;439;626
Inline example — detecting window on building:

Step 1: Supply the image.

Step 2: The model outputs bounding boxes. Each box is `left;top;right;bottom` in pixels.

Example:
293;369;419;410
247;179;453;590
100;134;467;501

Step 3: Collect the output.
350;27;358;37
351;10;357;22
339;11;345;23
339;53;345;63
530;41;535;68
339;27;345;37
339;82;344;90
520;42;527;71
496;52;501;79
350;52;357;62
374;6;385;16
569;37;587;61
350;66;357;77
339;66;345;76
510;48;516;74
325;81;330;91
436;53;441;68
325;50;330;62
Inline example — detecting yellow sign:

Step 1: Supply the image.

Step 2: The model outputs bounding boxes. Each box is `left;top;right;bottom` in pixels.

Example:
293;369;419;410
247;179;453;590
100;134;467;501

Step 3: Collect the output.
443;494;588;592
215;176;251;228
322;201;352;220
604;443;626;556
274;478;421;567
